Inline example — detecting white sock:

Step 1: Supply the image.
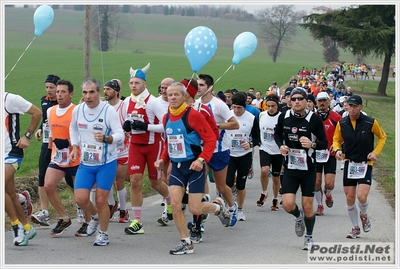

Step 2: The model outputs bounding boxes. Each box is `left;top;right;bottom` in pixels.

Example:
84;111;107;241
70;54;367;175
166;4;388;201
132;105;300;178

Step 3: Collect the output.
90;189;96;205
18;193;25;204
118;188;127;211
108;188;115;205
347;204;359;227
358;200;369;215
314;189;323;206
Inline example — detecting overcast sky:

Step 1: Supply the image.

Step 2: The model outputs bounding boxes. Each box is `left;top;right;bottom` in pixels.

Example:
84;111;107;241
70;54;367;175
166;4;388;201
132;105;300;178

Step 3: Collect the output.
241;4;349;14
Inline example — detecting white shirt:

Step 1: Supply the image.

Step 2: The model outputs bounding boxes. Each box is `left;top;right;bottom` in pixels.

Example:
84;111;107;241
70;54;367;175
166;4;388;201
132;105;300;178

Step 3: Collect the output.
226;111;255;157
251;98;262;107
202;96;234;152
4;92;32;156
259;110;281;155
70;101;124;165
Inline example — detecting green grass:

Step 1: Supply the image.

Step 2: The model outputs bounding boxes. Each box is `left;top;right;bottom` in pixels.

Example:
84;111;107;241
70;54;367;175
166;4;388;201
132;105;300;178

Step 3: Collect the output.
4;6;395;198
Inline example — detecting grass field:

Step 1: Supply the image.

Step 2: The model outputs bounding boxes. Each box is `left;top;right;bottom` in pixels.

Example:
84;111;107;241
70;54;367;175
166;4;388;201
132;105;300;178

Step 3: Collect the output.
3;6;396;218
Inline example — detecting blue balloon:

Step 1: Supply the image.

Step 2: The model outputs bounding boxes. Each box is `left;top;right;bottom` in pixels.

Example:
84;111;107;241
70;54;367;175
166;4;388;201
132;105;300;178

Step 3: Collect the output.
184;26;217;73
33;5;54;37
232;32;258;65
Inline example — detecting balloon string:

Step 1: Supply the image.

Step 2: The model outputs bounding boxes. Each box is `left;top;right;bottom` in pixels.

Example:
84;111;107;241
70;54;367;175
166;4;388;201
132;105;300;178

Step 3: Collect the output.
5;36;36;80
214;64;233;85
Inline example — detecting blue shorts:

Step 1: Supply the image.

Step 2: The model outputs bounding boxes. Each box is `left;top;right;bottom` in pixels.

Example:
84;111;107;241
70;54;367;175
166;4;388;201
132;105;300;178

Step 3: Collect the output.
169;160;206;194
74;160;117;191
207;150;230;171
4;156;23;171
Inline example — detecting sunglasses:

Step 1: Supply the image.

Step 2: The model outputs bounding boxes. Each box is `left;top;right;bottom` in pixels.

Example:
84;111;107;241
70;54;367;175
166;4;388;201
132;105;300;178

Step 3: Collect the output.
291;97;305;102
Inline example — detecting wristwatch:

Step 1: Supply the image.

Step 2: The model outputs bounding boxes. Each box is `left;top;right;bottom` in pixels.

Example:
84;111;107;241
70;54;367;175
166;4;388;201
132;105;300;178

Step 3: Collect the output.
311;142;317;149
103;135;109;143
24;132;33;139
197;157;205;164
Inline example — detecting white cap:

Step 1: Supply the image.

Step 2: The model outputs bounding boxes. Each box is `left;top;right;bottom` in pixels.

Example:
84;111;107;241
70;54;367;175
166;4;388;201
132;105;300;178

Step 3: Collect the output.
316;91;330;101
339;96;347;103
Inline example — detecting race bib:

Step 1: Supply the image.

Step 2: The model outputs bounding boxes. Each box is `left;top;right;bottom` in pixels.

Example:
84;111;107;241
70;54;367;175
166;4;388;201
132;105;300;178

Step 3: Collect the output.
288;148;308;171
230;133;245;151
53;148;70;165
347;161;368;179
316;150;330;163
167;134;186;158
262;127;274;141
82;143;103;164
43;122;50;143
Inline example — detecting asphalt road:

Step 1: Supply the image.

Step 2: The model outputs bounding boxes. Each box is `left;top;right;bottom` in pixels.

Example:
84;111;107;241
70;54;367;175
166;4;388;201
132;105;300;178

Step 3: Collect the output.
3;148;395;267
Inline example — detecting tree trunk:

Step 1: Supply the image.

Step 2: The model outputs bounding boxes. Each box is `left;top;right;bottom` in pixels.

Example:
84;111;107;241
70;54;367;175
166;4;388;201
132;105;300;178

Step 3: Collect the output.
84;5;91;80
378;53;391;96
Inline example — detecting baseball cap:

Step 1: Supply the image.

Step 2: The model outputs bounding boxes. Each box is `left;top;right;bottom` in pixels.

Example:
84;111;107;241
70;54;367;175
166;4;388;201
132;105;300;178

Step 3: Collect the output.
284;87;294;96
347;95;362;106
316;91;329;101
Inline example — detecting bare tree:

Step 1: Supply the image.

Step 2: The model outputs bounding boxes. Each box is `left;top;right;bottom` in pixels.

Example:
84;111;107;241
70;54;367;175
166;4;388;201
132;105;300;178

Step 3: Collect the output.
257;5;301;62
111;16;134;52
91;5;121;51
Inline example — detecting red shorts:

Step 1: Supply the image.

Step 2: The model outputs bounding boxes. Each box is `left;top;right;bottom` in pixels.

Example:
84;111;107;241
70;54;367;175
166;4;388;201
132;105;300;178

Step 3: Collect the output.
118;157;128;165
128;141;163;180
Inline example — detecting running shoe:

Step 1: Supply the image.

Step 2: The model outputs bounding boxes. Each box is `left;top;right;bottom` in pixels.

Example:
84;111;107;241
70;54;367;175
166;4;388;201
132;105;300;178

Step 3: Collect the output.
238;210;246;221
87;217;100;236
125;219;144;234
50;218;72;236
360;213;371;232
170;240;194;255
229;202;238;227
109;201;119;220
295;210;305;237
189;228;203;244
118;210;130;223
256;193;268;207
315;205;324;216
16;225;36;246
160;198;165;206
213;197;230;227
324;190;334;208
20;191;33;218
13;224;36;246
270;199;279;211
346;226;361;239
302;236;314;251
30;210;50;226
12;224;24;246
166;204;173;221
187;221;205;233
247;165;254;179
75;222;88;237
157;210;169;226
76;205;85;224
93;231;109;246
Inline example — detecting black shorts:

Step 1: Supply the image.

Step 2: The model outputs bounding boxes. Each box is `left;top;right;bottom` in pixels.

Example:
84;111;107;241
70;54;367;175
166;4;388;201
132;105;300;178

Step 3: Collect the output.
259;150;283;176
316;156;337;174
281;167;316;197
342;161;373;187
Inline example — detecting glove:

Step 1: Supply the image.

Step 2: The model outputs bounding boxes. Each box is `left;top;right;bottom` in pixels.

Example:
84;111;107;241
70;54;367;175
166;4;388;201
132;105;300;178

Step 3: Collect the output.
131;120;148;131
123;120;132;132
53;138;70;149
44;148;52;161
